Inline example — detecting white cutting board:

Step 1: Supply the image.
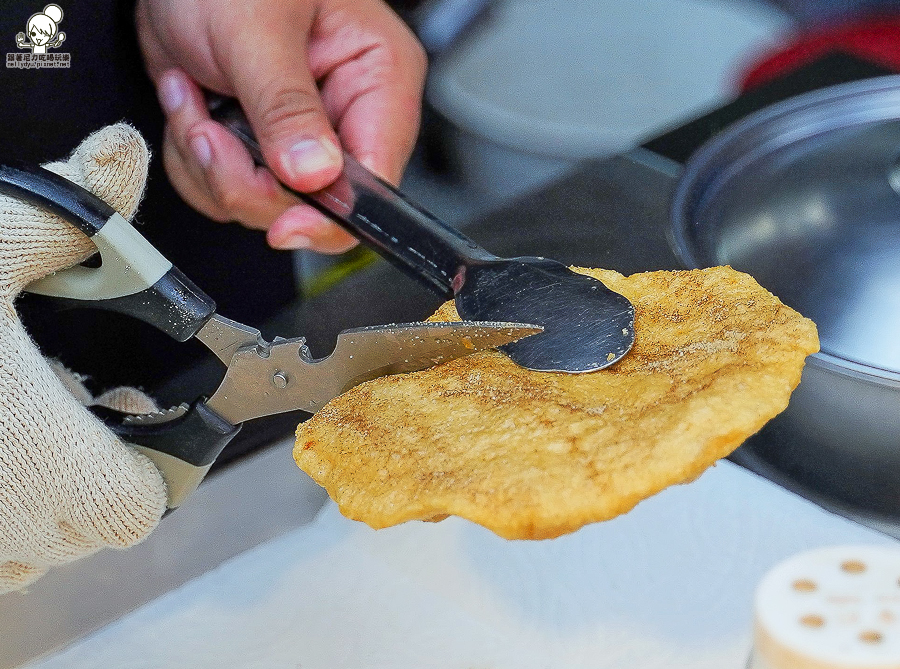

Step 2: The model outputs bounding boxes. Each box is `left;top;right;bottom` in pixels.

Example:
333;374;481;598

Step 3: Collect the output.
26;460;895;669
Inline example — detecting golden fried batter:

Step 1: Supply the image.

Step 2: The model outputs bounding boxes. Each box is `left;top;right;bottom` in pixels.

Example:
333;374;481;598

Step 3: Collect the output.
295;267;819;539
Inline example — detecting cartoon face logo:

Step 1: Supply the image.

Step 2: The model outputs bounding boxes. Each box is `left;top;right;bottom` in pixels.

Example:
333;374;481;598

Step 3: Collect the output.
16;4;65;54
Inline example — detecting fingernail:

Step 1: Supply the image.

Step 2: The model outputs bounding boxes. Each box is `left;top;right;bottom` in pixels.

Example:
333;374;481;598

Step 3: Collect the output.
281;138;340;180
158;73;187;114
359;154;398;184
358;154;380;174
190;134;212;168
271;232;313;250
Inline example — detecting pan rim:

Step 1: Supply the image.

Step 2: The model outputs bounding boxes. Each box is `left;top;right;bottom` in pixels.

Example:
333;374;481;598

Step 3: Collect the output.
670;74;900;385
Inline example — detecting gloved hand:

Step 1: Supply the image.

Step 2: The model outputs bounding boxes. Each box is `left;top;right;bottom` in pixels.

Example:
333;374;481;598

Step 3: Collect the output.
0;125;168;594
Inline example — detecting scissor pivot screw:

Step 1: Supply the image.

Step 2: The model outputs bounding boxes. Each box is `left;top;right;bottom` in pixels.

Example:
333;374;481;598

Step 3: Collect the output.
272;371;289;389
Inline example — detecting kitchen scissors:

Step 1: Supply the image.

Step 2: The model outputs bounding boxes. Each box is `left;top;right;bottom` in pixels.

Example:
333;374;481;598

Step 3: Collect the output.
0;164;540;509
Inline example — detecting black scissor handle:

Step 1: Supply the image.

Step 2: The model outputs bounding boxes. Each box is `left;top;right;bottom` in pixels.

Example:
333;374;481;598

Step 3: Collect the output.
0;164;241;508
91;400;241;509
0;164;216;341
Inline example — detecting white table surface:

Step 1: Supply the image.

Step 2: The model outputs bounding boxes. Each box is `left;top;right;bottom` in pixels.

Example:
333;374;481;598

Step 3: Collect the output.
25;459;895;669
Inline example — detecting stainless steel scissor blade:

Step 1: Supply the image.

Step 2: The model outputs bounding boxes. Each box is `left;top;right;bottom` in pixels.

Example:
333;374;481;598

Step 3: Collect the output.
0;165;541;509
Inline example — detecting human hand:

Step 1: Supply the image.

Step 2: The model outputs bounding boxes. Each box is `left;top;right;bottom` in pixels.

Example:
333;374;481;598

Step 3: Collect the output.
0;125;167;593
136;0;427;253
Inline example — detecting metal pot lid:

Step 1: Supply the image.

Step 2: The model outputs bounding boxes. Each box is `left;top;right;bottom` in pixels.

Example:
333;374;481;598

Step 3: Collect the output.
672;75;900;378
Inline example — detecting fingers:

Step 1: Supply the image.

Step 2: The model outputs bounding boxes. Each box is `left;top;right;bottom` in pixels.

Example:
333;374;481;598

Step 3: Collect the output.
211;3;344;193
314;1;428;185
48;360;93;406
71;124;150;219
93;387;159;414
70;443;167;549
267;206;358;253
158;68;356;251
158;69;295;227
147;0;426;255
0;561;46;593
5;124;152;293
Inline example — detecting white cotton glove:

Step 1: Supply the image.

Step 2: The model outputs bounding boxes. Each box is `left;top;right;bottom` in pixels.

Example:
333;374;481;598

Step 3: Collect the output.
0;125;168;593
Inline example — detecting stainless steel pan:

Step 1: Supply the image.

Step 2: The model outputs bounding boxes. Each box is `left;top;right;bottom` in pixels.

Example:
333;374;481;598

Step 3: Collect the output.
670;76;900;515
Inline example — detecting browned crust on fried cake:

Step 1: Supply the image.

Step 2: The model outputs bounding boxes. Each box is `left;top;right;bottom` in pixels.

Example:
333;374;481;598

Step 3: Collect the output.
295;267;819;539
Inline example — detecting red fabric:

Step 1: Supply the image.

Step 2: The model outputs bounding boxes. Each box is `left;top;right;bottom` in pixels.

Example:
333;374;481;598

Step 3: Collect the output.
741;16;900;91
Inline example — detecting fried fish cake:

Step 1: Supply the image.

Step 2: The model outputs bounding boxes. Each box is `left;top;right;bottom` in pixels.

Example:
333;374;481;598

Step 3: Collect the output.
295;267;819;539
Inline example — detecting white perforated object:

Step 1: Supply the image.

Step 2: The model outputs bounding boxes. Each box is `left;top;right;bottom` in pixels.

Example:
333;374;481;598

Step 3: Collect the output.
752;545;900;668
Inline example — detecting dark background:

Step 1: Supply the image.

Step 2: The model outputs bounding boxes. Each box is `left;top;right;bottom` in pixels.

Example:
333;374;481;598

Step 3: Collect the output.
0;1;343;393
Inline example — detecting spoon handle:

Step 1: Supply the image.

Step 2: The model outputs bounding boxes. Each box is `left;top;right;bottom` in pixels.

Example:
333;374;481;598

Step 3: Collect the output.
207;95;495;298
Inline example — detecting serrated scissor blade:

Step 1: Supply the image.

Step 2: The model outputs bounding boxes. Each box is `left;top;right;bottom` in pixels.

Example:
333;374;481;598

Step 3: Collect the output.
204;321;541;425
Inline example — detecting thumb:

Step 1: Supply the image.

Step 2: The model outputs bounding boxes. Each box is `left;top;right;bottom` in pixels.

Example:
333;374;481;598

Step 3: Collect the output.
216;8;343;192
45;123;150;221
0;124;151;294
